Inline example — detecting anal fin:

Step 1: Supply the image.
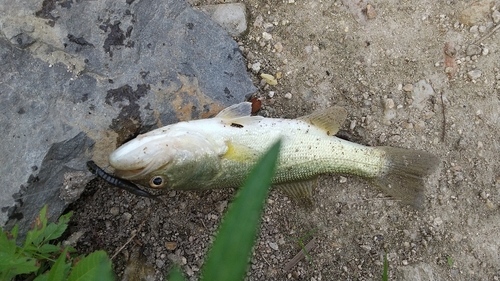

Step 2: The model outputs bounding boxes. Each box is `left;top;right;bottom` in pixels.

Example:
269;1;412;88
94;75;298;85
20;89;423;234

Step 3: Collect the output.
275;178;317;207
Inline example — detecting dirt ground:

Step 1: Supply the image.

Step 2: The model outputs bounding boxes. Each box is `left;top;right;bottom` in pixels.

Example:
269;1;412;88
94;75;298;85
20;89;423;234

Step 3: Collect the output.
69;0;500;280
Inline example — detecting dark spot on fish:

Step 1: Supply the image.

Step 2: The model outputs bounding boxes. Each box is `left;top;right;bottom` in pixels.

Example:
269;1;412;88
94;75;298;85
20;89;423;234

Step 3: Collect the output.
326;130;331;136
231;123;244;128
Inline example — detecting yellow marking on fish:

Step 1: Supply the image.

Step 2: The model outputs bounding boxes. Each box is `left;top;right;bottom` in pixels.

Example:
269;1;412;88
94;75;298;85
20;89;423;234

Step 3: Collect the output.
222;142;257;162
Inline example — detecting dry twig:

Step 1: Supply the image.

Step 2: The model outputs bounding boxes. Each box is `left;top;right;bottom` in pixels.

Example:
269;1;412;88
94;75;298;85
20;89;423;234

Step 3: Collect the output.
284;237;317;272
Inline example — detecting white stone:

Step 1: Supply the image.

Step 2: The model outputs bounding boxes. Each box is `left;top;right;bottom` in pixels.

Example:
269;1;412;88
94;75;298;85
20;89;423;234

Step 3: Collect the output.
251;62;261;73
493;10;500;23
467;69;482;80
197;3;248;37
411;80;435;110
262;32;273;41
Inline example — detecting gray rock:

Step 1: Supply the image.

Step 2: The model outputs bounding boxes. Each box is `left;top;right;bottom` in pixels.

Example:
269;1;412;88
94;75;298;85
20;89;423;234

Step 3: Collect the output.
196;3;248;37
0;0;256;237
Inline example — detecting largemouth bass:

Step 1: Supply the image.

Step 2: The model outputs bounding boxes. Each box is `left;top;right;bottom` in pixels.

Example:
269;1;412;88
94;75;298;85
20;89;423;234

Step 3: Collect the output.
109;102;439;207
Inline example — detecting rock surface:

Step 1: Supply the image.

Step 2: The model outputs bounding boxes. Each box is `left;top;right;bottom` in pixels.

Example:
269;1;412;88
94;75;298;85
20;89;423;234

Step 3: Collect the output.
0;0;255;236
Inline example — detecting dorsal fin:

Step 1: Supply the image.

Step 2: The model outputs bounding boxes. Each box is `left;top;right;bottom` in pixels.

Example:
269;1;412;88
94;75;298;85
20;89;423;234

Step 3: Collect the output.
215;102;263;126
297;106;347;136
216;102;252;119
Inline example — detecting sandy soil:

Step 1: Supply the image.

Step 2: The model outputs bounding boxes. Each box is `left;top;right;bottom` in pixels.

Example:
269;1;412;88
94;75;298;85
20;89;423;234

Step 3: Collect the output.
69;0;500;280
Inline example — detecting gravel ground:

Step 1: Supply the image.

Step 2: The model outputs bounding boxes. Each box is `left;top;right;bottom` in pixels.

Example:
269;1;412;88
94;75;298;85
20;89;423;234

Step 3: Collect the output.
69;0;500;280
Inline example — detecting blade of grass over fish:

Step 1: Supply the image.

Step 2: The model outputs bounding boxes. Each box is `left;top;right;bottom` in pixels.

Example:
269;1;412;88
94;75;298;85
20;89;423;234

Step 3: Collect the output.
201;140;281;281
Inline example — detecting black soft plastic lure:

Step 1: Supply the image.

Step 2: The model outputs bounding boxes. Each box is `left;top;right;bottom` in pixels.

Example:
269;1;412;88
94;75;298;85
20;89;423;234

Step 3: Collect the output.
86;161;161;201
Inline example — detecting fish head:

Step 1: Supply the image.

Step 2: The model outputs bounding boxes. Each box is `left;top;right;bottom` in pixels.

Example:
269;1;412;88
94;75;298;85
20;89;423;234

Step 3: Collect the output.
109;125;223;190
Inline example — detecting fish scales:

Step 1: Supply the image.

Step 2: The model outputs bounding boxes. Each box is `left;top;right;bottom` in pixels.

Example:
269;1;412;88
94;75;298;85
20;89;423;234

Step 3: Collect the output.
109;102;439;207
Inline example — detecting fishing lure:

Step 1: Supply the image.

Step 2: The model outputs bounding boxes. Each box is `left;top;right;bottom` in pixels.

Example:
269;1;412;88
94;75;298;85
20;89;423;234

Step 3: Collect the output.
86;161;161;201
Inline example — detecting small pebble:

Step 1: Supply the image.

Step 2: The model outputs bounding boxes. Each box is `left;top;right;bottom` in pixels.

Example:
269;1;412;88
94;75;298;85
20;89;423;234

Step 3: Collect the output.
467;69;482;80
493;10;500;23
411;80;435;109
110;206;120;216
466;44;482;56
268;242;279;250
262;32;273;41
479;190;488;200
402;84;413;92
384;98;395;109
165;242;177;251
284;92;292;99
268;91;275;98
253;15;263;28
122;212;132;222
365;4;377;19
251;62;261;73
274;42;283;52
433;217;443;226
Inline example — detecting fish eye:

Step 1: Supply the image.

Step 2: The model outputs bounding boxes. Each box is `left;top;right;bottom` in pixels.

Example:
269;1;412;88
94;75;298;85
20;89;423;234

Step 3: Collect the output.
149;176;165;188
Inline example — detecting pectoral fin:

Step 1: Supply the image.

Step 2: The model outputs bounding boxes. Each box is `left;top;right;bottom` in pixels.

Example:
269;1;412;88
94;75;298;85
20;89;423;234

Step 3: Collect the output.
275;178;317;206
298;106;347;136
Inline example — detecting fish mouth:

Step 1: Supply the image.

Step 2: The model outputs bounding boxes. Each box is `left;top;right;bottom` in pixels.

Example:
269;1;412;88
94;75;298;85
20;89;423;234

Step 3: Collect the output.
114;168;147;180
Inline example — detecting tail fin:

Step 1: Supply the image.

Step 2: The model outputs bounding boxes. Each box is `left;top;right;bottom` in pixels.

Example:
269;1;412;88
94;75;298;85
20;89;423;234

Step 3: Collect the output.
371;147;440;208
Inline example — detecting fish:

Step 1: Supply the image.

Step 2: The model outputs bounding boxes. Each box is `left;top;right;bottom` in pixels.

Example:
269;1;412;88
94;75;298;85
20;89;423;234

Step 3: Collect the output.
86;160;162;202
108;102;440;208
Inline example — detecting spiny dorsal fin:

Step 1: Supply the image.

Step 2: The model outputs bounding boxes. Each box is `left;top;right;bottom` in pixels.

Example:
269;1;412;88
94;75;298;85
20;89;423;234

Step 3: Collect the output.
275;178;317;207
215;102;263;126
216;102;252;119
298;106;347;136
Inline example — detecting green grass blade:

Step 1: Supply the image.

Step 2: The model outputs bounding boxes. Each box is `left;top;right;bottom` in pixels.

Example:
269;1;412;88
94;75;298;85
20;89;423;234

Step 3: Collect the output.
382;252;388;281
200;140;281;281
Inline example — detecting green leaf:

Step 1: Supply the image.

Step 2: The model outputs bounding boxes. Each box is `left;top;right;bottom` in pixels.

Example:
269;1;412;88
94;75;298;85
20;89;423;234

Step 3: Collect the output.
35;216;70;247
0;252;39;280
11;224;19;240
47;247;71;281
201;140;281;281
25;205;48;247
38;243;63;255
33;274;49;281
0;228;17;256
67;250;114;281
